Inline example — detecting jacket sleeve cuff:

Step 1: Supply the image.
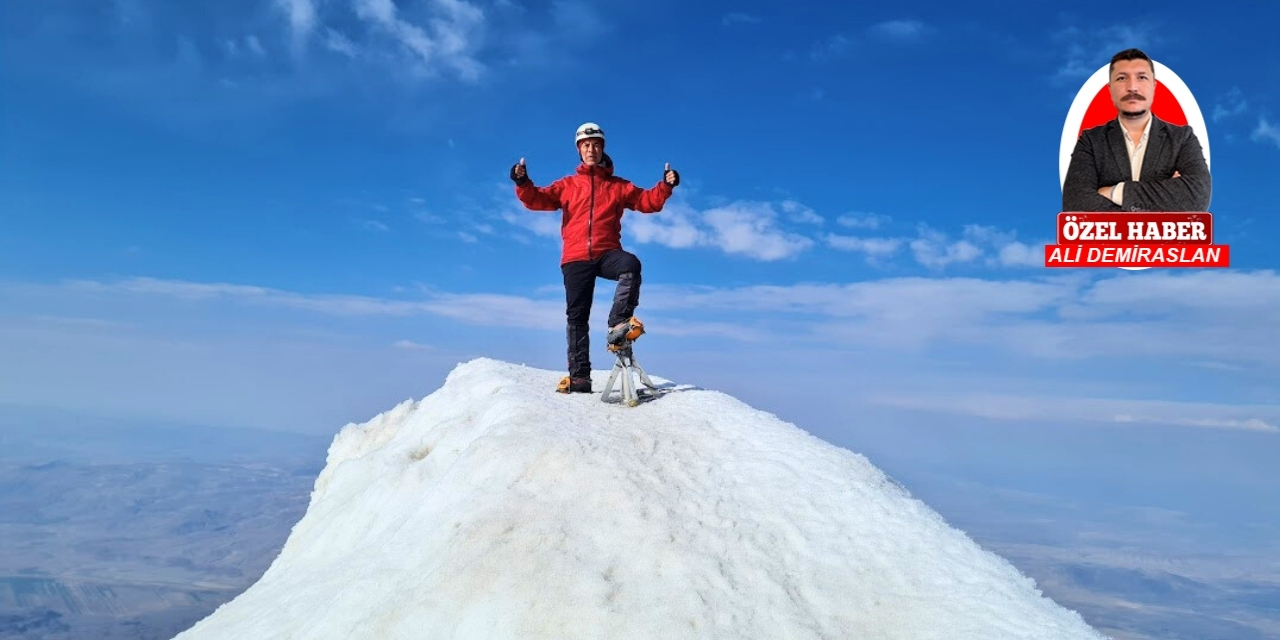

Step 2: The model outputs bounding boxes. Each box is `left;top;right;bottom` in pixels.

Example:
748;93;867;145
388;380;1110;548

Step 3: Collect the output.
1111;182;1125;206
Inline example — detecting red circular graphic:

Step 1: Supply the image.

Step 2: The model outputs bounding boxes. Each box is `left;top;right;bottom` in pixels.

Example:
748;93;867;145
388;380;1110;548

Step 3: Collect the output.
1077;81;1189;137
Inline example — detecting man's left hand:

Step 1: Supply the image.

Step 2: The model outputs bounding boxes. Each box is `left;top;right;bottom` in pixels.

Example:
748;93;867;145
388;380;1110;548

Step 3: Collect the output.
664;162;680;187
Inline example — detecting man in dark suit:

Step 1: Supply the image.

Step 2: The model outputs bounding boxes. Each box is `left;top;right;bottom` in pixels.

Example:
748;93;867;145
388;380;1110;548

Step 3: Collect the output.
1062;49;1212;212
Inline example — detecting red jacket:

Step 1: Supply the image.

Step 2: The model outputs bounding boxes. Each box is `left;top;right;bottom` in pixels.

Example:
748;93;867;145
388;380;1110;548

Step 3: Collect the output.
516;161;673;265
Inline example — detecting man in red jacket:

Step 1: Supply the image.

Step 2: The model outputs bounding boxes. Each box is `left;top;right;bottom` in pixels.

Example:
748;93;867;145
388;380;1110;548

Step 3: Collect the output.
512;122;679;393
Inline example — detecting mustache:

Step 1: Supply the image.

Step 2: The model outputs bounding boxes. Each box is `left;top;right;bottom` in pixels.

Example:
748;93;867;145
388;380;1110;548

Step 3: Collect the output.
1122;92;1147;101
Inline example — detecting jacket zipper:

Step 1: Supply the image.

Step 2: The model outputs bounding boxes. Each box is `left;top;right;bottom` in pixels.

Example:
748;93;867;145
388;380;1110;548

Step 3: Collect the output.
587;172;596;260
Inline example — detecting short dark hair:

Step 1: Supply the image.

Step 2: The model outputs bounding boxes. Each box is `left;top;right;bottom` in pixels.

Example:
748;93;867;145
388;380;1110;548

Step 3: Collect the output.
1110;48;1154;77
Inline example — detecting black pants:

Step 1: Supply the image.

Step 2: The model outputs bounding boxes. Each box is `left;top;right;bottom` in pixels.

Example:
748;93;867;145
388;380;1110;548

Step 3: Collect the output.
561;249;642;379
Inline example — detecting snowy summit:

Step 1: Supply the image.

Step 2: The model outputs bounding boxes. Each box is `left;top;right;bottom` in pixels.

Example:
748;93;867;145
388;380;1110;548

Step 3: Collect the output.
175;358;1105;639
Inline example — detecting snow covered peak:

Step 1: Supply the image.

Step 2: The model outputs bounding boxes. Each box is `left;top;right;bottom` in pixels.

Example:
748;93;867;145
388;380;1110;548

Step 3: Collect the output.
175;358;1104;639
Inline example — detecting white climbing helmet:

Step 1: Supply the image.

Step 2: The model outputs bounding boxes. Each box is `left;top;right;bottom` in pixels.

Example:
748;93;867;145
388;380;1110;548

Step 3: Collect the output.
575;122;605;145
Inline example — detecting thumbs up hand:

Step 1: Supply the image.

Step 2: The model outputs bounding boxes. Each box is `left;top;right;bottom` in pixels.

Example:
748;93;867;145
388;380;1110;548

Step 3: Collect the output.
510;157;528;185
663;162;680;187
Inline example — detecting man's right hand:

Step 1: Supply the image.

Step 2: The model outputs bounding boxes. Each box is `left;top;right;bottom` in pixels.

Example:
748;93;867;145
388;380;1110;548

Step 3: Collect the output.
510;157;528;184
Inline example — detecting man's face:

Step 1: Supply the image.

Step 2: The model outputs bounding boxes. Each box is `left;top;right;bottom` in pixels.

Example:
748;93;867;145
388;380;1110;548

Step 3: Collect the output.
578;138;603;165
1110;59;1155;118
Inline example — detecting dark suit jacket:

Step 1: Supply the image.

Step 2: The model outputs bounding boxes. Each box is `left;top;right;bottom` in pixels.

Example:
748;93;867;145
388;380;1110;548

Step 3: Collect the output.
1062;116;1212;212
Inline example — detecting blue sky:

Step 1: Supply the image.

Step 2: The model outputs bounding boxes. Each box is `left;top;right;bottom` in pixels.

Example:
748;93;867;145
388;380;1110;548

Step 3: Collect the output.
2;2;1279;449
2;5;1279;632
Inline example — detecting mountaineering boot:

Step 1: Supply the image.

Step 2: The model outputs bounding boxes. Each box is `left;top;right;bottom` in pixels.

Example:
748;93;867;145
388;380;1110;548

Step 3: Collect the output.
556;376;593;394
607;317;645;351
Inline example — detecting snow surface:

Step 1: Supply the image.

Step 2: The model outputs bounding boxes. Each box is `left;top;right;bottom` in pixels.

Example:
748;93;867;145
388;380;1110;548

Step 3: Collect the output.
174;358;1106;640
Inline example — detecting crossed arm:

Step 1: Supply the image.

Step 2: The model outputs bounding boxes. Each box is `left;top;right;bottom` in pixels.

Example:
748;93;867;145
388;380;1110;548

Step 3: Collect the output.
1115;131;1212;211
1063;130;1212;212
1062;134;1123;212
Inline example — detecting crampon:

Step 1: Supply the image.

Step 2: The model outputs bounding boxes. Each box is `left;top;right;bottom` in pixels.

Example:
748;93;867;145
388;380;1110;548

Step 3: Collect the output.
600;338;663;407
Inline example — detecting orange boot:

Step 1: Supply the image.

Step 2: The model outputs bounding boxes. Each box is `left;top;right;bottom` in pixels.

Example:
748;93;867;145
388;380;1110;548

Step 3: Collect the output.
606;317;645;351
556;376;593;393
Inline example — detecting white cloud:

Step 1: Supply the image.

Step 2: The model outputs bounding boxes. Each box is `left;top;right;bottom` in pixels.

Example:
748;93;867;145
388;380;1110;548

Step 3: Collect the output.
1069;269;1280;319
393;339;433;351
501;209;561;239
810;19;930;62
355;0;396;25
702;203;815;261
996;242;1041;267
962;225;1046;267
826;234;903;261
1052;23;1157;82
873;392;1280;434
639;269;1280;366
627;205;703;249
508;192;1036;268
70;278;278;302
837;212;890;230
276;0;318;52
1252;118;1280;148
645;278;1071;325
246;35;266;56
55;277;568;330
911;226;983;268
1212;88;1247;122
7;270;1278;433
781;200;824;225
868;19;929;41
361;219;389;232
959;224;1013;245
625;199;813;261
354;0;487;82
1193;361;1246;372
417;291;565;330
23;274;1120;359
900;224;1048;270
217;35;263;60
1115;414;1278;433
324;29;359;58
640;318;767;343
